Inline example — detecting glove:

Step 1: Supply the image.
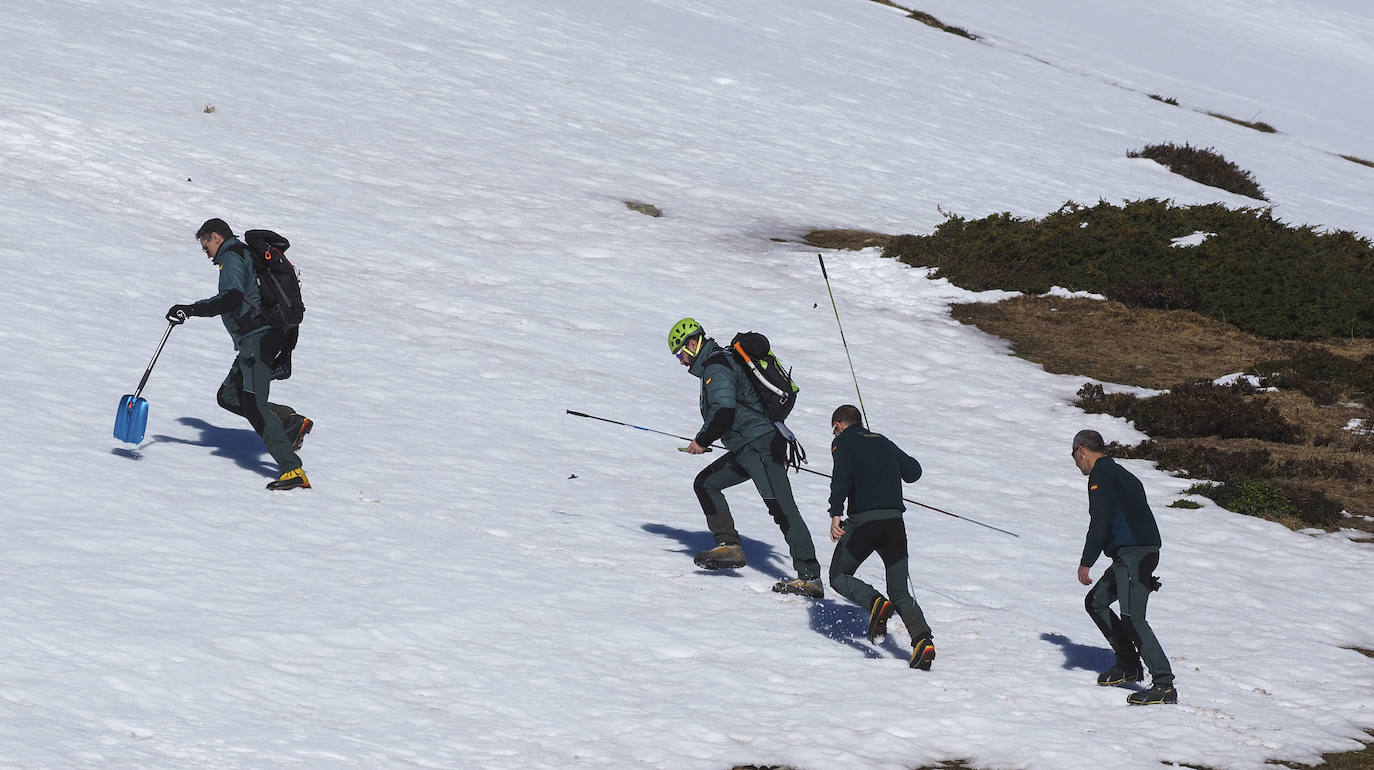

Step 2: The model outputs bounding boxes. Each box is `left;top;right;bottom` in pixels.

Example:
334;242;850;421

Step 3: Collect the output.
166;304;193;325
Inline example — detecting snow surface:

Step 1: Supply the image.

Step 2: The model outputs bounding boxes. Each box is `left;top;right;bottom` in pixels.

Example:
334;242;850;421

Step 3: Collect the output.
1170;232;1217;248
1;0;1371;768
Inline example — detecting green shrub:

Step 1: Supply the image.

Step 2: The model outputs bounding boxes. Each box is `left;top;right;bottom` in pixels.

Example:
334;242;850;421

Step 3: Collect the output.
1149;94;1180;106
1127;143;1266;199
1167;499;1203;509
1277;484;1343;526
1118;441;1272;482
1248;349;1374;405
883;198;1374;340
1229;480;1300;520
1076;381;1299;443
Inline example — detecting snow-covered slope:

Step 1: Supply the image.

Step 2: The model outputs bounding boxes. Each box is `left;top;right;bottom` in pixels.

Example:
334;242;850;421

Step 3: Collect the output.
1;1;1370;768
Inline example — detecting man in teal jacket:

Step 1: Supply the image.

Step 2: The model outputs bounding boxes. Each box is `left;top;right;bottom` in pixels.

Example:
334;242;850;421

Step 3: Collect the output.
1072;429;1176;705
167;218;312;491
669;318;822;598
827;404;934;669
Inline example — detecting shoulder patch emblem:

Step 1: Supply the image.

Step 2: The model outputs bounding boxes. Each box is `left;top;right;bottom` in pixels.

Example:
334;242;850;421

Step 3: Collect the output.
705;377;711;384
1089;484;1099;491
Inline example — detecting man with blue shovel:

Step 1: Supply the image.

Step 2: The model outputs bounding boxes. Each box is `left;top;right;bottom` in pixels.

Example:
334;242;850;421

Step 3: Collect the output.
163;218;312;491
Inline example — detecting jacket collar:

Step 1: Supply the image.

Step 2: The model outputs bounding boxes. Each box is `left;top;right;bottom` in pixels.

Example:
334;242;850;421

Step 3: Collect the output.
211;236;246;266
687;338;722;378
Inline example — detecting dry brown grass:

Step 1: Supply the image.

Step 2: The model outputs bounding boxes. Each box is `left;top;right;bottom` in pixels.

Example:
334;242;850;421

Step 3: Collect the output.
802;228;898;251
1340;154;1374;169
1206;110;1278;133
951;295;1374;532
949;296;1279;389
1270;731;1374;769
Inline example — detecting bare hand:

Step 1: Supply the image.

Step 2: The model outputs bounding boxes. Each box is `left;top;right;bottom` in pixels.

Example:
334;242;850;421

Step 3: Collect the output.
685;441;708;455
830;516;845;541
1077;565;1092;586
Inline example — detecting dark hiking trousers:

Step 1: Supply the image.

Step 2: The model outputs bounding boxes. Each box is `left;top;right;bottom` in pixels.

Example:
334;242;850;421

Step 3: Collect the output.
829;508;931;639
217;329;301;473
693;430;820;580
1086;545;1173;685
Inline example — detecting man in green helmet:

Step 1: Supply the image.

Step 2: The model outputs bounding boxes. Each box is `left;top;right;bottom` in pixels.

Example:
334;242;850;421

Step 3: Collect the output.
668;317;823;598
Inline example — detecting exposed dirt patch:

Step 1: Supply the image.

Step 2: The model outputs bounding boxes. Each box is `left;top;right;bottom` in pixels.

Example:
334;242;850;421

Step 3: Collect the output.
624;200;663;217
802;228;897;251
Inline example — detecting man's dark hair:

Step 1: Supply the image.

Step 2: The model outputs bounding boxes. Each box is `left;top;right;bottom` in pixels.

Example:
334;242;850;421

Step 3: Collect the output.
1072;429;1107;453
195;218;234;241
831;404;863;426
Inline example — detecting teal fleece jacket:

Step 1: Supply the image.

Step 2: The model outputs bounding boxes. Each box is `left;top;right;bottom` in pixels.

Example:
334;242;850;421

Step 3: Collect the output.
198;237;268;347
689;338;775;453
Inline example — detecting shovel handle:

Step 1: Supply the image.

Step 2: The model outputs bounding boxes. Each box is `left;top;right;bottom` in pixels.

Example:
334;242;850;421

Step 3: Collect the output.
133;322;177;400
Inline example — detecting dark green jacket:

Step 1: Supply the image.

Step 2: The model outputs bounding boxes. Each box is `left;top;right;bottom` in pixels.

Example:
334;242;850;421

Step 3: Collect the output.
1080;456;1163;568
689;338;775;452
197;237;268;348
828;424;922;517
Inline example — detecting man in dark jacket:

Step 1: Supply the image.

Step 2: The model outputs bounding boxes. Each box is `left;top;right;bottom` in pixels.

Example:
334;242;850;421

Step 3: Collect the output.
1072;429;1176;704
669;317;822;598
827;405;934;669
166;218;312;490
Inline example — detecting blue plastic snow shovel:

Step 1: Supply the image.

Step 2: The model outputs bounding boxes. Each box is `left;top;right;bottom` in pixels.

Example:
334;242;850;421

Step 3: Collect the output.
114;322;176;444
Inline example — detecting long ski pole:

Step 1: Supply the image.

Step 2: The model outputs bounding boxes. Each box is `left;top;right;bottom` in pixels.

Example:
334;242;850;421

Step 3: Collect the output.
566;409;1017;537
818;254;869;429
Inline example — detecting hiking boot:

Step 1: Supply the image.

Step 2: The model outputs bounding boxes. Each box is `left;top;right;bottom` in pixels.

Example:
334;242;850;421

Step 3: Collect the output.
285;414;313;452
1097;662;1145;686
866;596;895;642
693;544;746;570
1127;683;1178;705
909;635;936;670
267;467;311;490
772;577;824;598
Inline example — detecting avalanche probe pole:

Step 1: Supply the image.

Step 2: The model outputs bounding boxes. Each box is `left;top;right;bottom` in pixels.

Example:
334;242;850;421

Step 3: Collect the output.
794;465;1019;538
564;410;711;452
565;410;1017;537
818;254;870;429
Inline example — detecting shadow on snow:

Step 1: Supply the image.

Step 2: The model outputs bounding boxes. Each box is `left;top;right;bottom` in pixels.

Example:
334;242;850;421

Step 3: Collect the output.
124;416;276;477
1041;632;1114;672
642;522;898;661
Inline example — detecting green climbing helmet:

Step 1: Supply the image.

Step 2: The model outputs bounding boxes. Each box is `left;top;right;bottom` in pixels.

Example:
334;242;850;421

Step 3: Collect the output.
668;317;704;353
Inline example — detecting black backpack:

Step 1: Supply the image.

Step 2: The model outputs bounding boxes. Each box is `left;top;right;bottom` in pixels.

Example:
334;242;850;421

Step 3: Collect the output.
706;331;806;469
241;229;304;379
727;332;798;423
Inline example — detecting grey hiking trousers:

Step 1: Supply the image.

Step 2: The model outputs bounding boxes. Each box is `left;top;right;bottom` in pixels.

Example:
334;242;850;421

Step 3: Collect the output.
693;430;820;580
1086;545;1173;685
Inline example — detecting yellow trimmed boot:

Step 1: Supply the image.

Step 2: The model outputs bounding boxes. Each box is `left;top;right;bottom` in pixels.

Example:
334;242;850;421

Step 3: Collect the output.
910;635;936;670
267;467;311;490
866;596;895;642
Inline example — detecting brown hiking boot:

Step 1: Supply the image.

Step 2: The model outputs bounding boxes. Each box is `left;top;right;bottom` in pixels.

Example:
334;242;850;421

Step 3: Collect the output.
772;577;824;598
693;544;746;570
